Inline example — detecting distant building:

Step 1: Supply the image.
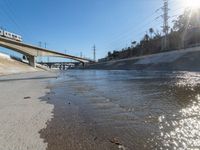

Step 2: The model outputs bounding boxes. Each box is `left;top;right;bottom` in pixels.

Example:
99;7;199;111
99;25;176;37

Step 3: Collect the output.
98;57;109;62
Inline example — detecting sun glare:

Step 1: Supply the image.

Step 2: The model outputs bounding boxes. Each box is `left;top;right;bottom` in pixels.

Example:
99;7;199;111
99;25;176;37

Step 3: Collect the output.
184;0;200;9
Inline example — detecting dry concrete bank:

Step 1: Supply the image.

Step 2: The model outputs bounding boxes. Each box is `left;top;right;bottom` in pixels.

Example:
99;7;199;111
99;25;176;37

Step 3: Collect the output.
86;46;200;71
0;71;57;150
0;53;57;149
0;53;42;76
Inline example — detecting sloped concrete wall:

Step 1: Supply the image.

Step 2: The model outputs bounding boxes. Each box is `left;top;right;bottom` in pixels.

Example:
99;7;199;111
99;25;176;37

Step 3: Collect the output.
85;47;200;71
0;53;40;75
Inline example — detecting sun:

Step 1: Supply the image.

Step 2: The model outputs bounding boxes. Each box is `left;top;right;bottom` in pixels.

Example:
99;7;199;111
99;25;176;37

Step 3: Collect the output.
184;0;200;9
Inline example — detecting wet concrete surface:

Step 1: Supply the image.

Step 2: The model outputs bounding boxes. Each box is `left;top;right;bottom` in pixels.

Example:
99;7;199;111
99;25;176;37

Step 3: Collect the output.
40;81;119;150
40;70;200;150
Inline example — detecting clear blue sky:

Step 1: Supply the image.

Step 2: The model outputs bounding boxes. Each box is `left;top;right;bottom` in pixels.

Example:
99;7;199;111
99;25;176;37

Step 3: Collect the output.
0;0;185;62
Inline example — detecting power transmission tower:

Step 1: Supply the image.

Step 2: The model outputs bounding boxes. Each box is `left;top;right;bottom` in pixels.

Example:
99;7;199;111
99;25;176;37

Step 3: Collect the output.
162;0;170;50
39;41;42;48
44;42;47;49
93;45;96;62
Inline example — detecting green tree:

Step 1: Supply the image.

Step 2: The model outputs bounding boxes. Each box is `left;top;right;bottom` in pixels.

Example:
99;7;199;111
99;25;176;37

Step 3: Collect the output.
131;41;137;47
173;9;200;31
154;30;162;39
143;33;149;41
149;28;154;39
107;51;112;57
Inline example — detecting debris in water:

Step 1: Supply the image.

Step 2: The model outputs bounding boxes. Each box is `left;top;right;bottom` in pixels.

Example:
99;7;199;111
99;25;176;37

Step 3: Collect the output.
109;138;126;150
68;101;71;105
24;96;31;99
118;145;126;150
109;137;121;145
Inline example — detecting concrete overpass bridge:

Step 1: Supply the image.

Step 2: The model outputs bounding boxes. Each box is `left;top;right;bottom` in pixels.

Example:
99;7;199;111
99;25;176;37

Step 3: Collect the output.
0;36;93;67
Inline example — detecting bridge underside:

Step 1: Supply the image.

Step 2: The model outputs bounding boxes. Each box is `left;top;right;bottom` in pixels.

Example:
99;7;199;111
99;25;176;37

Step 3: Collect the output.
0;36;91;67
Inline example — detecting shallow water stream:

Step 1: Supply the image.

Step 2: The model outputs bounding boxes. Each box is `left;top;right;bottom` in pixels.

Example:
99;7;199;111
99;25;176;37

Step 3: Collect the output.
42;70;200;149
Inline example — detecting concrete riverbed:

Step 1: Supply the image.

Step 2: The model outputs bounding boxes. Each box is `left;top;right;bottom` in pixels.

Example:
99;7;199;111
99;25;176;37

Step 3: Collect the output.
1;70;200;150
0;72;56;150
42;70;200;150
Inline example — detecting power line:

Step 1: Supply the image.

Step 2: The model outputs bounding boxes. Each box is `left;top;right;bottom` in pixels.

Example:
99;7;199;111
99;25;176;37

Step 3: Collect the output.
107;15;162;51
108;21;163;51
107;23;158;51
106;2;169;51
0;0;36;42
105;2;179;50
106;1;188;53
105;7;163;46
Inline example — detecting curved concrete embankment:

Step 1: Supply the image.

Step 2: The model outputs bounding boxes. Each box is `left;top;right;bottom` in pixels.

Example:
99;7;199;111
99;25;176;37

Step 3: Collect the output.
0;53;41;75
86;47;200;71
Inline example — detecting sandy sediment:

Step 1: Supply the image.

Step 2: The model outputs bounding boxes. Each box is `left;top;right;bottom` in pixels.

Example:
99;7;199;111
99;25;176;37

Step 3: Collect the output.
0;72;57;150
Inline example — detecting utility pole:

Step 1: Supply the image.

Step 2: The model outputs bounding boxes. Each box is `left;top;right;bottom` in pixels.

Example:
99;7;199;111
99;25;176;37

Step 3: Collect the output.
39;41;42;48
93;45;96;62
44;42;47;49
38;41;42;62
162;0;169;50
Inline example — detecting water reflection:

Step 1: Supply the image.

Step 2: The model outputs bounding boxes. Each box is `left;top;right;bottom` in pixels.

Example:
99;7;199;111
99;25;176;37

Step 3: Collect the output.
62;70;200;149
155;71;200;149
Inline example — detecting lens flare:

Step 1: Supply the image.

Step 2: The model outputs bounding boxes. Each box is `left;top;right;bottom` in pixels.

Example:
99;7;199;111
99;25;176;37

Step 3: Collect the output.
184;0;200;9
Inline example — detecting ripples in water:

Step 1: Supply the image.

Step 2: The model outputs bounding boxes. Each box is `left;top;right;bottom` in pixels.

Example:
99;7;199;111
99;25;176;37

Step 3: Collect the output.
61;70;200;149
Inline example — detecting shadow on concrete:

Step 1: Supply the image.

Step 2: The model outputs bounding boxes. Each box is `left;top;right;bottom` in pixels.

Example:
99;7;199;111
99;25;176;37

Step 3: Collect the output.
0;76;58;82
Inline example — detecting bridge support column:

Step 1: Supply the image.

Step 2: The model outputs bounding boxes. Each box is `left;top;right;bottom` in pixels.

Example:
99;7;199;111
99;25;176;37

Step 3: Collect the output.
82;62;85;67
29;55;36;68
